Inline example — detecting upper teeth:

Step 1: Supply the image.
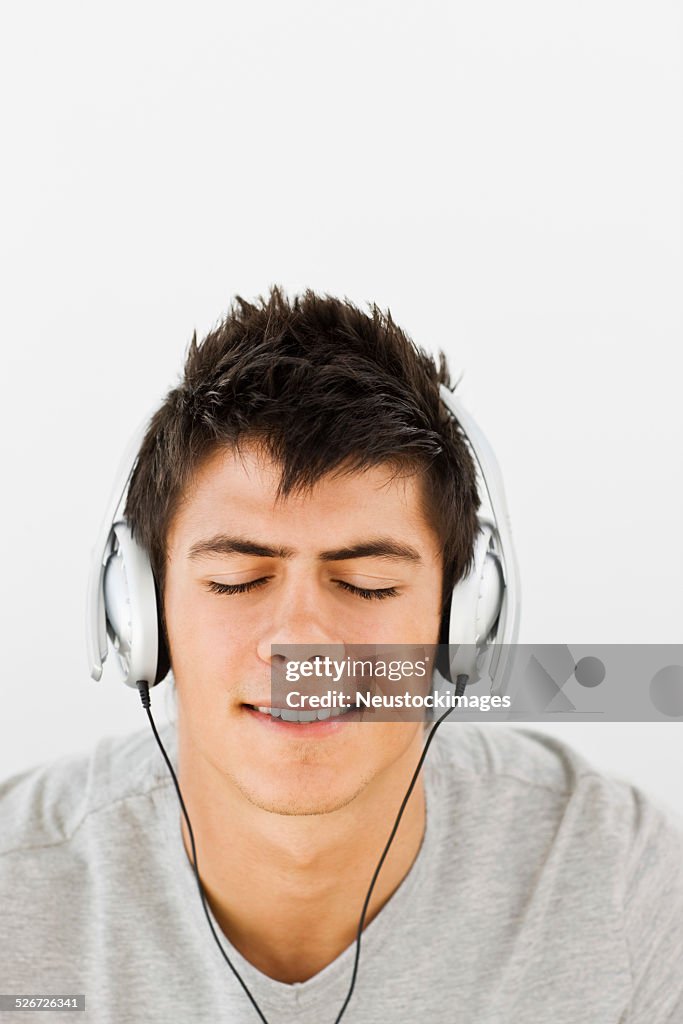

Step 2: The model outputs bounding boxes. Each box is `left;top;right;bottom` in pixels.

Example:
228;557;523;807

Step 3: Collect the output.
255;705;351;722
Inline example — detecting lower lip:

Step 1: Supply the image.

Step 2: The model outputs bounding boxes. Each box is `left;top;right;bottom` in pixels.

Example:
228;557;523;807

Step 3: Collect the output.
242;705;361;736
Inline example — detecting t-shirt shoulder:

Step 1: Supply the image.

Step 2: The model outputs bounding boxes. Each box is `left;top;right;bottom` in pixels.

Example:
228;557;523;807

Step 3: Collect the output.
429;722;683;845
0;725;170;858
429;721;604;795
429;723;683;902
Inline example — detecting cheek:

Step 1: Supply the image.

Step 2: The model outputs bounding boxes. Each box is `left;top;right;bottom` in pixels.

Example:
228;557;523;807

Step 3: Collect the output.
390;590;442;647
164;580;242;675
370;722;424;774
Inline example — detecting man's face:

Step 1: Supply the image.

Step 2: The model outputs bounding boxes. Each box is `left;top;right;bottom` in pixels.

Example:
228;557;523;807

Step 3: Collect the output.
164;442;444;816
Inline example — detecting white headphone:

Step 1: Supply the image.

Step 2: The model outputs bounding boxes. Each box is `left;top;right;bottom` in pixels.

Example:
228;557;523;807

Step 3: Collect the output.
86;383;521;695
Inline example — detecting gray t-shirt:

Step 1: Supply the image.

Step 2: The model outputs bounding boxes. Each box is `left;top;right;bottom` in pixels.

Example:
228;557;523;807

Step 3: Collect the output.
1;721;682;1023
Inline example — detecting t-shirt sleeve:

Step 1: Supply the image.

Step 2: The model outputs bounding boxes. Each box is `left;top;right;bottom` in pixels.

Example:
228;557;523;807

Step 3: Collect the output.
621;786;683;1023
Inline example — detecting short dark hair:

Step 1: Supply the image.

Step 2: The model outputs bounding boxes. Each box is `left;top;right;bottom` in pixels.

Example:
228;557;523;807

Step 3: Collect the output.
125;286;481;613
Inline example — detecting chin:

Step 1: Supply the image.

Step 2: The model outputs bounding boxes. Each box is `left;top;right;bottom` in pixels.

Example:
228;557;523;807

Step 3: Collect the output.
233;774;371;817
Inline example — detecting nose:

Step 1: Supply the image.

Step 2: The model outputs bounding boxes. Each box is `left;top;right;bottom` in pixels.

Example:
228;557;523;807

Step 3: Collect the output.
256;576;345;668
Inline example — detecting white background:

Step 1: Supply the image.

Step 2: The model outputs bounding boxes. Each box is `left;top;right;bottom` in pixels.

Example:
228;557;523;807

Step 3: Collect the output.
0;2;681;815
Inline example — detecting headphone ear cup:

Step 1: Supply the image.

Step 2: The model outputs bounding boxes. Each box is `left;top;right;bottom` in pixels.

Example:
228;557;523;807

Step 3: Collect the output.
437;526;504;684
102;522;160;687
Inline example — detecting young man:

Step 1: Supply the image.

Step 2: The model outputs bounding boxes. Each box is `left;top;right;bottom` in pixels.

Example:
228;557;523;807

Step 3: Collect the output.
1;288;682;1023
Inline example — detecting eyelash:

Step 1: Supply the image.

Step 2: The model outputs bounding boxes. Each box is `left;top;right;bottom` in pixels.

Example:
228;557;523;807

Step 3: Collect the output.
335;581;398;601
206;578;399;601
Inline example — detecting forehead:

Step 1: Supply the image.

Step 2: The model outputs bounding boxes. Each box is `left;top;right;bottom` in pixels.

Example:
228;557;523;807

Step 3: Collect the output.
167;442;437;553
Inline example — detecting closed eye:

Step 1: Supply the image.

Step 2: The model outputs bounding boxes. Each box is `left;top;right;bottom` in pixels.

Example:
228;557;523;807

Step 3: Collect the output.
334;580;399;601
207;578;272;596
207;578;399;601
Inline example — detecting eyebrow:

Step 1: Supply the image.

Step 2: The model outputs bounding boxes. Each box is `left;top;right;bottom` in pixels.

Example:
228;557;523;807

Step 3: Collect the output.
187;535;423;564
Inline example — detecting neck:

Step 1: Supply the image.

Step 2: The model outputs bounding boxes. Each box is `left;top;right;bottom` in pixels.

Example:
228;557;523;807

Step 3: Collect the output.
174;725;428;983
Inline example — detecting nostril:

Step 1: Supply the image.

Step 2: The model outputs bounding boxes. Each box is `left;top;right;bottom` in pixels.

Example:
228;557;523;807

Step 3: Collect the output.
269;644;347;661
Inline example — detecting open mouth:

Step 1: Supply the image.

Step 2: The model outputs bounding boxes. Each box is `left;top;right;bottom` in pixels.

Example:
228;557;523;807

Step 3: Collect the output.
243;703;359;723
